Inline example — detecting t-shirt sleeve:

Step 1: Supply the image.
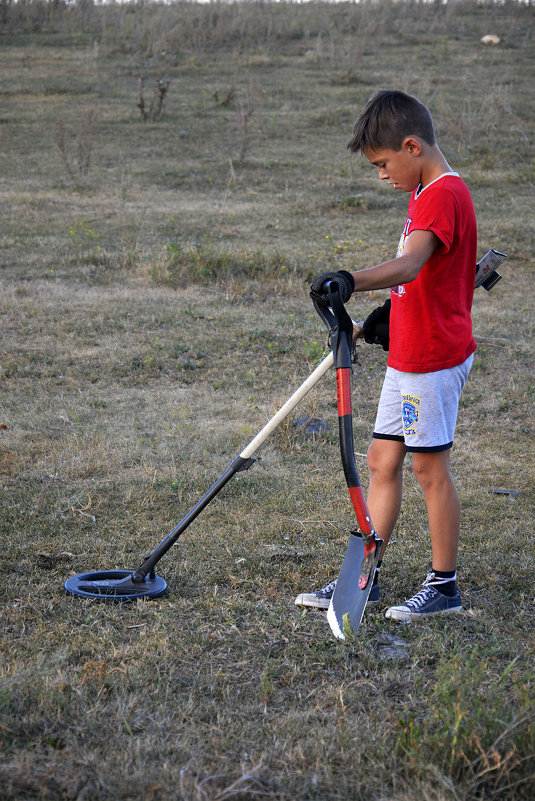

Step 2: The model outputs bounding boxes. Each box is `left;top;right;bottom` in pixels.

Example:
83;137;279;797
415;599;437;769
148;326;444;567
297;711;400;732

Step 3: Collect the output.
408;186;456;252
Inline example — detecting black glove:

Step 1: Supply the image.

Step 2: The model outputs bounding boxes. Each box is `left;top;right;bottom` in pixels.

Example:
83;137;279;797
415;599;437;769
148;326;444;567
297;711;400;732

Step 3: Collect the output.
363;299;391;351
310;270;355;306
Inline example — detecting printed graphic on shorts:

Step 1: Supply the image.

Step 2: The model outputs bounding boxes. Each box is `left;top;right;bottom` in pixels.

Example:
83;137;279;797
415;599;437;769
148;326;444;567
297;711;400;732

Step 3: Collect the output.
393;216;412;298
402;393;421;436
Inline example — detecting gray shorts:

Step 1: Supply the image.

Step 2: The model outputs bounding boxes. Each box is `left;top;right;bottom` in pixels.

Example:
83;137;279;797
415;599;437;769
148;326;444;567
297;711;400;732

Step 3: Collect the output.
373;354;473;452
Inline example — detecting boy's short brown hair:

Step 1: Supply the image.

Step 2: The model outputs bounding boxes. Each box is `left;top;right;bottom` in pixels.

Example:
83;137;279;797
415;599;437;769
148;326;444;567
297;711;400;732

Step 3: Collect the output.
348;89;436;153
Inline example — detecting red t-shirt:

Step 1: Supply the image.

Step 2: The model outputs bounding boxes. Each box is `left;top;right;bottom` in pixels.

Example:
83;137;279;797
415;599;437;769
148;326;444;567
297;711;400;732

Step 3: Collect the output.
388;173;477;373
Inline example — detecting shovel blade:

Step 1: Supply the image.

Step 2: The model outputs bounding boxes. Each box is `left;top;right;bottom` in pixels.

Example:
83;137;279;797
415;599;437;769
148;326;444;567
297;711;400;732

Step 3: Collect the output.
327;532;382;640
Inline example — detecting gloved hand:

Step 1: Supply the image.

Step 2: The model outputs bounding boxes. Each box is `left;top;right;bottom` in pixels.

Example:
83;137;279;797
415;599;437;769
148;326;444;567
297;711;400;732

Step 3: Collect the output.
363;299;391;351
310;270;355;306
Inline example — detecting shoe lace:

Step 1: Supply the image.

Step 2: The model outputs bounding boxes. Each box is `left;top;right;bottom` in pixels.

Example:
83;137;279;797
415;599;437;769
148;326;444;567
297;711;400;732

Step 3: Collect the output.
424;570;456;587
405;582;438;610
318;579;337;596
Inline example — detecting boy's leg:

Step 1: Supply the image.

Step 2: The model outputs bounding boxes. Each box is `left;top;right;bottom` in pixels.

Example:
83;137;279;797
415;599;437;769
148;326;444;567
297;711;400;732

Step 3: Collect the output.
385;447;463;620
411;449;459;571
366;437;406;558
383;358;472;620
293;436;404;609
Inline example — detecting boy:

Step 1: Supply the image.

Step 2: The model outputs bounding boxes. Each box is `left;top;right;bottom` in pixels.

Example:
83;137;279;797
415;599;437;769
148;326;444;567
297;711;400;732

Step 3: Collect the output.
295;89;477;620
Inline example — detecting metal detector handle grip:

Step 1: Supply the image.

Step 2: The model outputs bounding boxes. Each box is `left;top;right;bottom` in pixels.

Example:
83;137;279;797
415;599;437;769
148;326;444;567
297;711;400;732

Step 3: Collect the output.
311;279;355;370
327;282;354;370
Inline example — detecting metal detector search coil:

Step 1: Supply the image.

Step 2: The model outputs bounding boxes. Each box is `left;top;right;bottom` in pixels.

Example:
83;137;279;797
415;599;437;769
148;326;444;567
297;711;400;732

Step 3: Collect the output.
64;570;168;601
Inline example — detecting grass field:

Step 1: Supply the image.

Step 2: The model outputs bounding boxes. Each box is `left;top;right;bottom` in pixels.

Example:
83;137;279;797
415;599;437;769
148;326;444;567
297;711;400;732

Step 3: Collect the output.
1;1;534;799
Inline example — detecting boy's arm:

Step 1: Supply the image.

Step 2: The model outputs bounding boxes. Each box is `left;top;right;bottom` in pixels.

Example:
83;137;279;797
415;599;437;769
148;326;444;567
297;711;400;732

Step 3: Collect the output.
350;230;441;292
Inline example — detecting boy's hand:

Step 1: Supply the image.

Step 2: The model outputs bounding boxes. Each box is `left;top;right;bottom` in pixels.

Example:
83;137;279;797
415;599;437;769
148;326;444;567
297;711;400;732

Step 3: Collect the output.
353;323;364;341
310;270;354;305
363;299;391;351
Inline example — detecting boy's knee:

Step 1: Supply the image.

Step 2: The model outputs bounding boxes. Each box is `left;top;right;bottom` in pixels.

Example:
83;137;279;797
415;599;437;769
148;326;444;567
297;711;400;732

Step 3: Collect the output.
367;438;405;480
412;450;452;488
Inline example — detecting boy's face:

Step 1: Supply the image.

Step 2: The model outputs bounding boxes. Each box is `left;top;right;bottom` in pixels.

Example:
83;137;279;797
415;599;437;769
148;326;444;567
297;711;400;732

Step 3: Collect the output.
363;139;422;193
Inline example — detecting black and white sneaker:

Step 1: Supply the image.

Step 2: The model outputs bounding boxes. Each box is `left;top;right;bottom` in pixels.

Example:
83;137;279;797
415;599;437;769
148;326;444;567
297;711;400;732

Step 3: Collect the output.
294;578;379;609
385;572;461;621
294;579;337;609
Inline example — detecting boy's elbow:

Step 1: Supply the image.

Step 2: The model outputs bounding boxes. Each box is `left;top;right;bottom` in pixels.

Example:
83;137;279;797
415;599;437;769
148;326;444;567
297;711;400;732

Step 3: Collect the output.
402;257;424;283
401;231;440;282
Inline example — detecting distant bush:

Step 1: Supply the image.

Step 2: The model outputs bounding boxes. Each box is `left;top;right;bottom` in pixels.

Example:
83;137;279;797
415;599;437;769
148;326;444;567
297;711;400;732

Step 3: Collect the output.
150;238;294;286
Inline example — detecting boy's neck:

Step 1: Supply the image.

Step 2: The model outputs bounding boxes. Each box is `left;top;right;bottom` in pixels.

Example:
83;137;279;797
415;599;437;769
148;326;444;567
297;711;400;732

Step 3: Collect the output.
420;144;453;188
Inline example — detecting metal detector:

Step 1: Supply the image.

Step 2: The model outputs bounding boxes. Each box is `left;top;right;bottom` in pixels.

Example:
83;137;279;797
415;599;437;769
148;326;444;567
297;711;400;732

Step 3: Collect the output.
312;281;383;640
64;349;336;601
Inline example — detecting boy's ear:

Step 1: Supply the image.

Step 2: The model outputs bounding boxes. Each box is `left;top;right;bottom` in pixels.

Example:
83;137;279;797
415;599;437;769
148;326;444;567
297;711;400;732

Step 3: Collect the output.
402;137;422;156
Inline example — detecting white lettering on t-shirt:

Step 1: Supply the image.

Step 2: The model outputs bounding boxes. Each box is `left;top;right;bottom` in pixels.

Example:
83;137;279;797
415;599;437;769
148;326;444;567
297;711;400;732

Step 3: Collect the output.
393;216;412;297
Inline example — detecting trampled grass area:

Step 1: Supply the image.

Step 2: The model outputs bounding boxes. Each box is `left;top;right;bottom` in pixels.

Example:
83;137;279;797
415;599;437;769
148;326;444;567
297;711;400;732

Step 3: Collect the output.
0;2;534;799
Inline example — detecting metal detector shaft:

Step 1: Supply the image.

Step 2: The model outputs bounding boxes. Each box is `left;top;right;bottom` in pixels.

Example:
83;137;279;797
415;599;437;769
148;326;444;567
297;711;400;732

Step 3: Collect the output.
131;351;335;582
